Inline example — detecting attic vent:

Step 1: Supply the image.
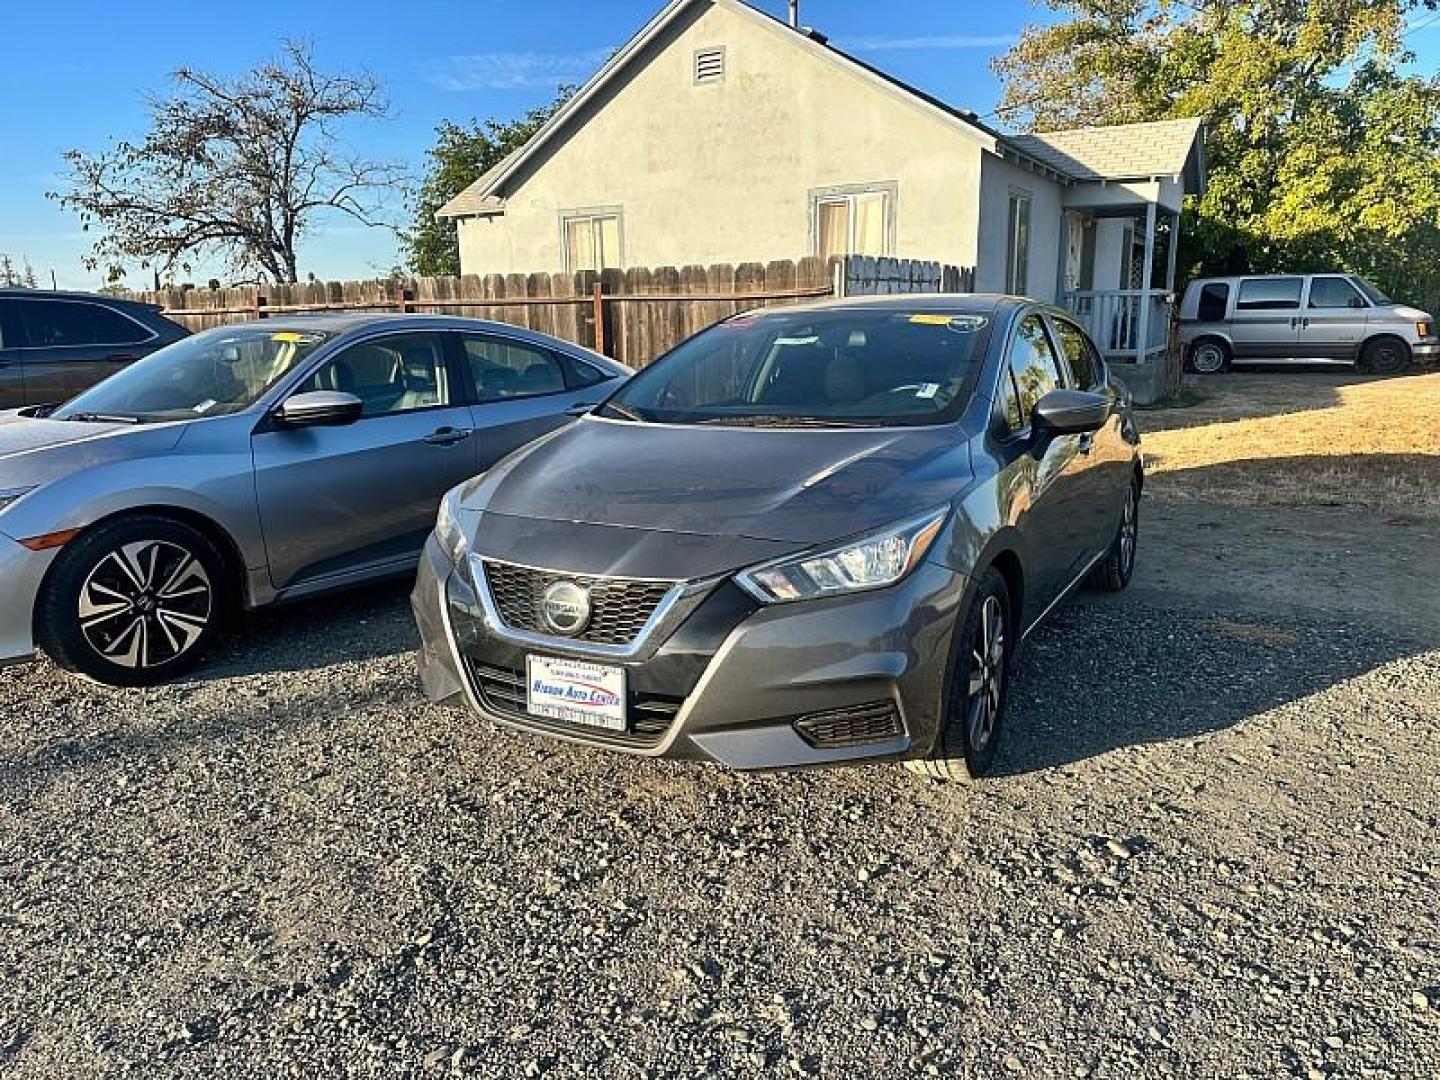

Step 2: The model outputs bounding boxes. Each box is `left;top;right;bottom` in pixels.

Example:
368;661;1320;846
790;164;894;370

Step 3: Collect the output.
694;47;726;85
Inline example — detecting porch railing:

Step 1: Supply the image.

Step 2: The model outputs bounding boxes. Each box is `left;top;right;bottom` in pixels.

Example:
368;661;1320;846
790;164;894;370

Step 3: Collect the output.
1063;289;1172;363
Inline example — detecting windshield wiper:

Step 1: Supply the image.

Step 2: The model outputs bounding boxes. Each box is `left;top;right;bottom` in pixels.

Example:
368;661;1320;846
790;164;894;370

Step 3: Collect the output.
62;412;141;425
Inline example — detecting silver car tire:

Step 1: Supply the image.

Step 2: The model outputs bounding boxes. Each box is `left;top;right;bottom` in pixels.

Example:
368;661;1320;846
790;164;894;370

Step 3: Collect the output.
905;566;1011;782
35;515;229;687
1187;338;1231;375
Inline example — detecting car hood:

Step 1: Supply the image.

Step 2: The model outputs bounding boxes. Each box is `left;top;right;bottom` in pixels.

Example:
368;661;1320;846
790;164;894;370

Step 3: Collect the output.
465;416;971;547
0;411;186;488
1387;304;1430;321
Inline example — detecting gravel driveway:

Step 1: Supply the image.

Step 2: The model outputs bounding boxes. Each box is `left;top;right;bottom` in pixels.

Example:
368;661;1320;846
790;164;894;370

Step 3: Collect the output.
1;500;1436;1079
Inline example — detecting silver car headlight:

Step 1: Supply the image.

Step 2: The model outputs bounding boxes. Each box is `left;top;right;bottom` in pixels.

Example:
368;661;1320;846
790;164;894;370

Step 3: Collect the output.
735;508;950;604
434;486;471;565
0;487;36;515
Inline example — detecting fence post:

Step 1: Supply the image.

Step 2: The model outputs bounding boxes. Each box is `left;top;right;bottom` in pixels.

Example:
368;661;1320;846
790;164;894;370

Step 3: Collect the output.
397;286;414;314
832;257;848;299
254;294;267;320
592;281;606;356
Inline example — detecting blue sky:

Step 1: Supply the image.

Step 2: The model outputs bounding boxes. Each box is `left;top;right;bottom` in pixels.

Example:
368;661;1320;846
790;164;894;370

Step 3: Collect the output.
2;1;1437;290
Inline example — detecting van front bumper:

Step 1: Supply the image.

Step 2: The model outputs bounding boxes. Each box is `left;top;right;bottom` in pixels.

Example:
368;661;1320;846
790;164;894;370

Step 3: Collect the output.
411;534;968;770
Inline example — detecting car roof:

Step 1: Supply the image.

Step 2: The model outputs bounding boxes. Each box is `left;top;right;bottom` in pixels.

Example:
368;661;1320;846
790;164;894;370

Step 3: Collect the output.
0;287;161;310
737;292;1024;319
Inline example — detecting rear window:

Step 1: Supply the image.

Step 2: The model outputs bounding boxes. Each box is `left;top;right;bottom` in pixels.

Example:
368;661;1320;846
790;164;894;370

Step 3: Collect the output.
20;298;152;347
602;308;994;428
1197;282;1229;322
1236;278;1302;311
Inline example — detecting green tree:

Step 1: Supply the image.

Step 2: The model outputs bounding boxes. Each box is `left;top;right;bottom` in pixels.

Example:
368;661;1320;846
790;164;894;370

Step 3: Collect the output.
993;1;1440;306
405;87;575;276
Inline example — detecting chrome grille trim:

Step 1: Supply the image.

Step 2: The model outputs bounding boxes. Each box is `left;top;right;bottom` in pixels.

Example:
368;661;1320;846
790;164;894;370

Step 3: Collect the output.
468;555;713;660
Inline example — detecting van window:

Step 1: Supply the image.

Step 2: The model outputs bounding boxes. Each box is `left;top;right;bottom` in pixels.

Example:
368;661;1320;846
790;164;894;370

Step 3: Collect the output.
1236;278;1303;311
1197;282;1229;322
1309;277;1366;309
20;299;153;347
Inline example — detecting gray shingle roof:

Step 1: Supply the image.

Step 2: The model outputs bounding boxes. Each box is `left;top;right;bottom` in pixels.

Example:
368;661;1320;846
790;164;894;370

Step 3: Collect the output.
436;152;517;219
1003;118;1205;182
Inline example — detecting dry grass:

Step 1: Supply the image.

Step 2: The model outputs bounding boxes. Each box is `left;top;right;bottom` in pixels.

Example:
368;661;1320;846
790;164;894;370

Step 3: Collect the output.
1139;372;1440;519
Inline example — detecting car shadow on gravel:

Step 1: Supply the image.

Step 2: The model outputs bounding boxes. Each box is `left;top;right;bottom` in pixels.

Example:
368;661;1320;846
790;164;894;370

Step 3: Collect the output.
992;595;1430;776
194;579;419;681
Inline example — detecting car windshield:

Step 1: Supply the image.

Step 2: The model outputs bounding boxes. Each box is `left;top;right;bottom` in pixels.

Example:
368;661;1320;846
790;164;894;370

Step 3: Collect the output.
52;327;332;422
1353;277;1393;305
599;308;993;428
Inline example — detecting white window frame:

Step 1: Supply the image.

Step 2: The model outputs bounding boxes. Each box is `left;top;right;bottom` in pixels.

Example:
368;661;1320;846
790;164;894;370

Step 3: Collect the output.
808;182;898;259
1005;190;1032;296
559;207;625;273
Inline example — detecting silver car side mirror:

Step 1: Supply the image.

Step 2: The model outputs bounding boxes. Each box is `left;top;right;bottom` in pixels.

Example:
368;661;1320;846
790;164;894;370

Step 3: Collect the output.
277;390;364;428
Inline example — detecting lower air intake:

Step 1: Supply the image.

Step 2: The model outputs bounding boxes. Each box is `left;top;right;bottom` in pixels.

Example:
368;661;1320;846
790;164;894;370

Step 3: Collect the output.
793;701;903;749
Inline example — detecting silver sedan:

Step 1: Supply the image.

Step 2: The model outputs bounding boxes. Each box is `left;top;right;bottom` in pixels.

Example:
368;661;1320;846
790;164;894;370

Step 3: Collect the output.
0;314;629;685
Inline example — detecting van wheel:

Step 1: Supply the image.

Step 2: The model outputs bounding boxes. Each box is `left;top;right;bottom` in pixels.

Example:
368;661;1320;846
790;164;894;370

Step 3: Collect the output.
1187;338;1231;374
1358;336;1410;375
905;568;1011;782
35;515;228;687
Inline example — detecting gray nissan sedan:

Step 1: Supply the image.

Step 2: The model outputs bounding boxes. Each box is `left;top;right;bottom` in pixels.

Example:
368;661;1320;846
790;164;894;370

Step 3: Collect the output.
0;315;628;685
413;295;1143;779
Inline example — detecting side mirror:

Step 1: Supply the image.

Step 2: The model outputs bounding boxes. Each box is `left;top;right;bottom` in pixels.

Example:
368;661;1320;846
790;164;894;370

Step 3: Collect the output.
1032;388;1110;436
277;390;363;428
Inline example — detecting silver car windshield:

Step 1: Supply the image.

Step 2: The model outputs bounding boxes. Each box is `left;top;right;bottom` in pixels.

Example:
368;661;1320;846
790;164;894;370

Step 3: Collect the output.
52;327;332;423
600;309;992;428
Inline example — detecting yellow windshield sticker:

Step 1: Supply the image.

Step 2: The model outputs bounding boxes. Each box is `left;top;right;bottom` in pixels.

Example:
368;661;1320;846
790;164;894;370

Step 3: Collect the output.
271;332;306;342
908;314;953;325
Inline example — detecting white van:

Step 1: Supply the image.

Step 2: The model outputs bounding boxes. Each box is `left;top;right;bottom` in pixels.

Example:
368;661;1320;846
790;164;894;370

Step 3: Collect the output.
1176;273;1438;374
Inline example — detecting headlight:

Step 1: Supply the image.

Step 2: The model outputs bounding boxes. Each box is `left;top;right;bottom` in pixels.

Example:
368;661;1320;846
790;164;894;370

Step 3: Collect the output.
434;486;470;564
735;508;950;604
0;487;36;514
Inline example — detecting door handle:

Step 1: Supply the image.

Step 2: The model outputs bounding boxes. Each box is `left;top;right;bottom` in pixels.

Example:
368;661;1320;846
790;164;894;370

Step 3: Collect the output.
565;401;600;417
423;426;473;446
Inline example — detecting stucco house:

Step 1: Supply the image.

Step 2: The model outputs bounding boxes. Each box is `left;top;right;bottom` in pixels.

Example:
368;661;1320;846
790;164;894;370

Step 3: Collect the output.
439;0;1205;373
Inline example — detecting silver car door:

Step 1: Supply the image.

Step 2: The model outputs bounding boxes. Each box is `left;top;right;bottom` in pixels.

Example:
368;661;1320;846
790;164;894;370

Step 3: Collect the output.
454;334;611;470
1231;277;1303;361
1299;276;1369;361
250;331;480;592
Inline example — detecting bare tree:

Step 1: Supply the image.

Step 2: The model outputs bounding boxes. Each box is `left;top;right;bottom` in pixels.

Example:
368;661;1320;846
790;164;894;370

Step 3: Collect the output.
55;40;404;284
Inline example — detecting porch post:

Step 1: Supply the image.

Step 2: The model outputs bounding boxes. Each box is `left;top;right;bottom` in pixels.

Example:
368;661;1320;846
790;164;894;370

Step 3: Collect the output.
1165;211;1181;293
1134;201;1157;363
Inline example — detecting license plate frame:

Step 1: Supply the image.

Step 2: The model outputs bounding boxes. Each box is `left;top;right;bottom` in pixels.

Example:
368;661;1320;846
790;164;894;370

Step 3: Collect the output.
525;655;627;732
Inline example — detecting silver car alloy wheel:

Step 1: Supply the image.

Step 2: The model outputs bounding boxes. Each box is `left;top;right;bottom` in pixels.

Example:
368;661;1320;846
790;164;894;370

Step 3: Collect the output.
78;540;213;670
1191;341;1227;374
967;595;1006;752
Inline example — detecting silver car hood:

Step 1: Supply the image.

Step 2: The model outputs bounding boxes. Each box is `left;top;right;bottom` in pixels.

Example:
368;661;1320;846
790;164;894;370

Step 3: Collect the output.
465;415;971;549
0;411;186;488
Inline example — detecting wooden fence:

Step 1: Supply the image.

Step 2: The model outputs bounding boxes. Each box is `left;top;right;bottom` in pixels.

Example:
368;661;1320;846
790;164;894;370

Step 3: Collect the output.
118;256;974;368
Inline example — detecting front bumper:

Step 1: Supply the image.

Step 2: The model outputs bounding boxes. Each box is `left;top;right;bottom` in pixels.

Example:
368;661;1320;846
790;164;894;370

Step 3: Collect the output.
410;534;968;770
0;532;57;667
1414;340;1439;366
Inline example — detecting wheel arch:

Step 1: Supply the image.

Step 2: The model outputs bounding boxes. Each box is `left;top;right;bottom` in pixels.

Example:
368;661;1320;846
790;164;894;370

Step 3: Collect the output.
981;545;1025;637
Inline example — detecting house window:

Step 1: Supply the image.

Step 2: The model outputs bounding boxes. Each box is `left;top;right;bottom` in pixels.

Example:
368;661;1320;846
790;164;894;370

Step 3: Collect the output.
694;47;726;85
1005;192;1032;295
562;210;623;273
811;185;895;260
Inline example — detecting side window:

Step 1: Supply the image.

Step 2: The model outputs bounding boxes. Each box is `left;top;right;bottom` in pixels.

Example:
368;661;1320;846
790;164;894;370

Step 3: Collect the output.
1053;318;1101;391
0;300;22;349
1197;282;1229;322
1236;278;1302;311
20;299;151;347
567;358;609;389
997;368;1025;434
461;337;568;403
1008;314;1063;426
1308;277;1366;309
299;334;451;417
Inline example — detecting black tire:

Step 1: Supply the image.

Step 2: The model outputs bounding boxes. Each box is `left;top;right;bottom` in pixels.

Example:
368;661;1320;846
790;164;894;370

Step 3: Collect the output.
1186;337;1231;374
35;514;229;687
905;567;1011;782
1089;479;1140;592
1358;336;1411;375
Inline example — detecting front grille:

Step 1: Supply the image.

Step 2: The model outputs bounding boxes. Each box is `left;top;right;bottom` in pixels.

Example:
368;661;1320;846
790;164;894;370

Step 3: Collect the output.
465;660;682;749
793;702;903;749
482;561;673;646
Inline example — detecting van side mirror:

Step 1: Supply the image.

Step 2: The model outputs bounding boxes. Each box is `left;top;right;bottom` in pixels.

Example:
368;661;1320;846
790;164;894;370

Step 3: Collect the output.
277;390;363;428
1032;389;1110;436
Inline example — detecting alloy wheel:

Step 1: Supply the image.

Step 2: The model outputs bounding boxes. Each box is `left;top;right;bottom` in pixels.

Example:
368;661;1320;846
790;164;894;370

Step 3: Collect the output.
1191;342;1226;374
966;595;1006;752
78;540;213;670
1119;487;1138;576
